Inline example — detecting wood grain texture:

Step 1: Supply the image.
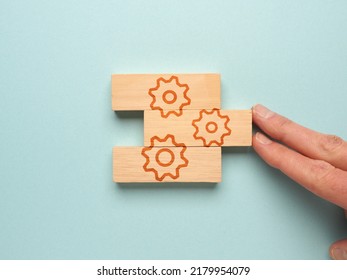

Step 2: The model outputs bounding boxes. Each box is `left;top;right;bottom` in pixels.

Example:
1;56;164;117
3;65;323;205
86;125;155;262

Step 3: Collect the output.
113;146;221;182
112;74;220;111
144;109;252;147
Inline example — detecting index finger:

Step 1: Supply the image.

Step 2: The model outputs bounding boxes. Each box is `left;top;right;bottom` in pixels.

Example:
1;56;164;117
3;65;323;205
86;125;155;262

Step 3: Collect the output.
253;104;347;171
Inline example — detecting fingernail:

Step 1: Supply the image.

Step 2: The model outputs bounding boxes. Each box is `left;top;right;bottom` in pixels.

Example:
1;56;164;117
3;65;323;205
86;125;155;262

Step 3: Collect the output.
256;132;272;145
253;104;275;119
331;247;347;260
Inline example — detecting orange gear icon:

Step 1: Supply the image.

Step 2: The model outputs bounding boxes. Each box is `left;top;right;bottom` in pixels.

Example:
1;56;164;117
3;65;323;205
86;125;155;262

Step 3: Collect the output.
141;134;189;181
148;76;191;118
192;109;232;146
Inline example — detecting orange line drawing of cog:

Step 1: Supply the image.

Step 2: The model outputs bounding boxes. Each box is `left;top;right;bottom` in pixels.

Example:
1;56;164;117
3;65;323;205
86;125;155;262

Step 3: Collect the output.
141;134;189;181
148;76;191;118
192;109;232;146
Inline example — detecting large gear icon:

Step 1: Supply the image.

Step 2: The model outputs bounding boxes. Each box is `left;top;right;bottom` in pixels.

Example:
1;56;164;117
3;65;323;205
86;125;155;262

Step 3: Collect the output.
148;76;191;118
192;109;232;146
141;134;189;181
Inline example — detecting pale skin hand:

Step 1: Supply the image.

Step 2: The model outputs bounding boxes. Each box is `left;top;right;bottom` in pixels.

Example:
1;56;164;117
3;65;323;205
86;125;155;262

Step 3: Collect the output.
252;104;347;260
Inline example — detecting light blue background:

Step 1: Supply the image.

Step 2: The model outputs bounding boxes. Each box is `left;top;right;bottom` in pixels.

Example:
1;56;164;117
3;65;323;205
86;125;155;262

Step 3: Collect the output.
1;0;346;259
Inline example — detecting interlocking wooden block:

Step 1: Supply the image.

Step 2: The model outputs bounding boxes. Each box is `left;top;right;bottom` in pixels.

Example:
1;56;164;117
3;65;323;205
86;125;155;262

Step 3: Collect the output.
113;137;221;182
112;74;220;112
144;109;252;147
111;72;252;183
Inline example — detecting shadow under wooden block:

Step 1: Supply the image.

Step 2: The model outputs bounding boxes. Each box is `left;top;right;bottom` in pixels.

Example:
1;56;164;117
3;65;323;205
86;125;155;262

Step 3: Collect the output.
116;182;217;189
144;109;252;147
115;110;143;119
112;74;220;111
113;146;221;183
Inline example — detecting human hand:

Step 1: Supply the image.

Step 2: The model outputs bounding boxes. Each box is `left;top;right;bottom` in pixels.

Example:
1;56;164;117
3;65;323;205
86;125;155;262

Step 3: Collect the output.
252;104;347;260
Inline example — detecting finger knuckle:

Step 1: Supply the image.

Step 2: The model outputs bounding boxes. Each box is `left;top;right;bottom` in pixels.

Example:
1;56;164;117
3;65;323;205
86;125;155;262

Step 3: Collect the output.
309;160;335;186
308;160;347;201
319;134;344;154
268;147;283;169
330;182;347;196
274;117;292;141
276;117;292;130
265;144;290;170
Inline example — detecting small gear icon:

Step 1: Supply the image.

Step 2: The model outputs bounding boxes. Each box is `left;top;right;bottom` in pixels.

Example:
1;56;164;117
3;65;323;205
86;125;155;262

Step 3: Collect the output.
192;109;232;146
148;76;191;118
141;134;189;181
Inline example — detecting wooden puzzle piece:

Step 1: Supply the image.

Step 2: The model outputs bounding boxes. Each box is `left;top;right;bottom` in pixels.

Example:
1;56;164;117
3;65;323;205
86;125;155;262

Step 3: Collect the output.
112;74;220;112
144;109;252;147
113;135;221;182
